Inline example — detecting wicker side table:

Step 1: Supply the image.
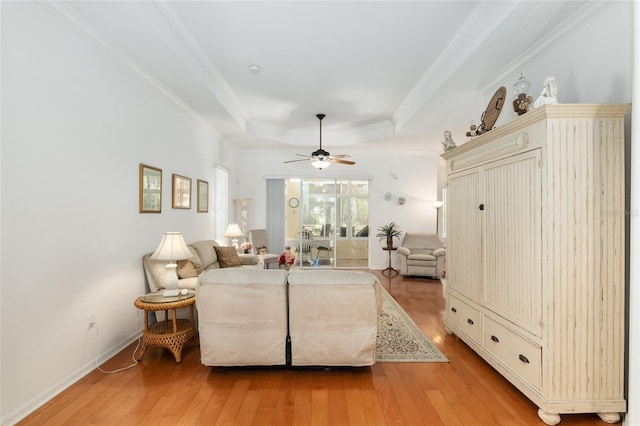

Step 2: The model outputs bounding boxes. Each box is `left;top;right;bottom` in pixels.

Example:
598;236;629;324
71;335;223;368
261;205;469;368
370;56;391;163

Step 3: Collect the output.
133;292;196;363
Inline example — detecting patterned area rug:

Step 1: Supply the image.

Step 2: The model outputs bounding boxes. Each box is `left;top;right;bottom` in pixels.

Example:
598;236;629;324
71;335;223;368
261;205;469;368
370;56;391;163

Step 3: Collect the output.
376;287;449;362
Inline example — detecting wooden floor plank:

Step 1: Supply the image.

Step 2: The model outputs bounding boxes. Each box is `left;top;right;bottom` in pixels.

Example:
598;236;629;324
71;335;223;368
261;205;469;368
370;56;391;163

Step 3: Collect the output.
17;272;617;426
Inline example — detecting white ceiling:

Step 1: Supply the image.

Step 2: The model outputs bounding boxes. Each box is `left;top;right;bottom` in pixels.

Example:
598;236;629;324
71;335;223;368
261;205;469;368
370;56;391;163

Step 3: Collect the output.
49;1;596;153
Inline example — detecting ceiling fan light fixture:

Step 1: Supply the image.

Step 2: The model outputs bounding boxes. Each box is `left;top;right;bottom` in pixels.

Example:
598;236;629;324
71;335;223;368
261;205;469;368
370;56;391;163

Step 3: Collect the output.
311;158;331;170
283;114;355;168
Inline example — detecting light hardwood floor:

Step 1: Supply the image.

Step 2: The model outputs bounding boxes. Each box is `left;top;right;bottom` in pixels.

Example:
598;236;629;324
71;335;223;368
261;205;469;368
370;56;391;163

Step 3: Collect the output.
19;272;619;425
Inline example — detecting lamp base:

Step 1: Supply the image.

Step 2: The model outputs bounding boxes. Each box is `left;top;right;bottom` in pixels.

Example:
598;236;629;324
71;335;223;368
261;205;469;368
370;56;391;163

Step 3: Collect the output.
163;263;179;291
231;238;239;252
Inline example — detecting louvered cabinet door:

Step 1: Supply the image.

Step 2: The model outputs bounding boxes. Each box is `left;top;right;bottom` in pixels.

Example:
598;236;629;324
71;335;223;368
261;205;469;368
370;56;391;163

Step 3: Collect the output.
482;150;543;337
446;170;482;302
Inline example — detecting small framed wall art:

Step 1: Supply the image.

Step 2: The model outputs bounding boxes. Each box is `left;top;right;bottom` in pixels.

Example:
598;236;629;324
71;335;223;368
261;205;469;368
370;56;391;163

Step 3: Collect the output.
197;179;209;213
172;174;192;209
139;163;162;213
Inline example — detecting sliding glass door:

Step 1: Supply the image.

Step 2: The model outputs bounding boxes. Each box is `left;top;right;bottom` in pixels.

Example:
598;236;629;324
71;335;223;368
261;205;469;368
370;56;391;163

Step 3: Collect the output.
285;178;369;268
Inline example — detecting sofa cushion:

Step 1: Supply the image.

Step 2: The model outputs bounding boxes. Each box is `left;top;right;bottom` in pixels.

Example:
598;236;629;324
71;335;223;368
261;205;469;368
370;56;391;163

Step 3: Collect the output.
408;259;436;267
198;268;288;286
190;240;219;269
213;246;243;268
288;270;378;286
239;253;260;266
177;277;199;290
288;270;382;313
407;253;436;261
177;259;203;278
287;270;381;366
196;268;289;366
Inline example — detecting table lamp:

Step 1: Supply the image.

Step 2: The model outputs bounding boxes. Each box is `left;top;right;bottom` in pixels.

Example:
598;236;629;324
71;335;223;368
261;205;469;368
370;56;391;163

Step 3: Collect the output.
224;223;244;251
150;232;192;296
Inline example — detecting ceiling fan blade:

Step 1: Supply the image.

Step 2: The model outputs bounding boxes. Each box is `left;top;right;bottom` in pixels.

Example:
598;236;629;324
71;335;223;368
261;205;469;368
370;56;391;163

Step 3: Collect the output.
285;114;355;167
331;158;356;165
284;158;311;164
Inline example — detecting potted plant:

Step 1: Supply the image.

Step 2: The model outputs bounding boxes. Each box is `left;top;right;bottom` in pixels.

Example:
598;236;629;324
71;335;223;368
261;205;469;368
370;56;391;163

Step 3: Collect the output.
376;222;403;250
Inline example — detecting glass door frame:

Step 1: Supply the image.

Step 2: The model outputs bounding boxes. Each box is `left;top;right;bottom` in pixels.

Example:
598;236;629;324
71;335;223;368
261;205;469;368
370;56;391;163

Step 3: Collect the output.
285;177;369;269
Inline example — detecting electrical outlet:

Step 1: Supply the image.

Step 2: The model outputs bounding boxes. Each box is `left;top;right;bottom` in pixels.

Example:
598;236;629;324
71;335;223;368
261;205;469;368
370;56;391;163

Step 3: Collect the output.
87;313;96;329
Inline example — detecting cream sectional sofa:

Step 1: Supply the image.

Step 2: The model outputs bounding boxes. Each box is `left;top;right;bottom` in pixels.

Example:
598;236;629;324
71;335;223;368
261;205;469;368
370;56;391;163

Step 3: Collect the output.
197;268;289;366
142;240;259;322
196;268;381;367
288;270;381;367
142;239;259;294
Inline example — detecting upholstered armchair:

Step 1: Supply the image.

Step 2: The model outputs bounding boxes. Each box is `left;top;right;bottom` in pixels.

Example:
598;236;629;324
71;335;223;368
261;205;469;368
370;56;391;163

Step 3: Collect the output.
397;233;446;278
248;229;280;269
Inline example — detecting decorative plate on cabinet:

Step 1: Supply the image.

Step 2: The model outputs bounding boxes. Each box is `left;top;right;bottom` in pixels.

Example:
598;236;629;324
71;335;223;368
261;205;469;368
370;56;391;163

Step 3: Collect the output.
478;86;507;134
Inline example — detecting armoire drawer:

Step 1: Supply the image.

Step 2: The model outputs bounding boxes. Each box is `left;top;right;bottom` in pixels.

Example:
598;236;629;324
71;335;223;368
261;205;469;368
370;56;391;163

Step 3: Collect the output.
446;294;481;343
484;316;542;389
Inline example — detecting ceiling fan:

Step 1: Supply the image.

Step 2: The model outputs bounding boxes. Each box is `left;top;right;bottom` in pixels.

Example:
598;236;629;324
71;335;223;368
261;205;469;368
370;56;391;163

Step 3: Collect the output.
284;114;355;170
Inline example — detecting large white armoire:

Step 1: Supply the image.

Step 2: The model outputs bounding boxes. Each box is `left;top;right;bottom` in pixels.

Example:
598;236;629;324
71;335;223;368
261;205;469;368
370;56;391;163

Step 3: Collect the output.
441;104;628;425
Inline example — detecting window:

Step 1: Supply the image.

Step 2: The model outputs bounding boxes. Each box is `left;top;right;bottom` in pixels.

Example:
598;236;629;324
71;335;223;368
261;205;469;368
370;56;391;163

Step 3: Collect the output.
214;166;229;243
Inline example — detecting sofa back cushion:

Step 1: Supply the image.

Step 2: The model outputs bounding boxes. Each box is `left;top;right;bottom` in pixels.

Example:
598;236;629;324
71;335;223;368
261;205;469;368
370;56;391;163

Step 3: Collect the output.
198;268;288;287
196;268;288;366
142;254;167;293
189;240;219;269
401;232;442;250
287;270;377;286
288;270;382;313
287;270;381;366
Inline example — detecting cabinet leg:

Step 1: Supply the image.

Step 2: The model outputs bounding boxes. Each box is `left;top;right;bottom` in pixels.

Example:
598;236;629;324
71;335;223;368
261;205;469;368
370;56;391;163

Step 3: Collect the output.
537;409;561;425
597;412;620;424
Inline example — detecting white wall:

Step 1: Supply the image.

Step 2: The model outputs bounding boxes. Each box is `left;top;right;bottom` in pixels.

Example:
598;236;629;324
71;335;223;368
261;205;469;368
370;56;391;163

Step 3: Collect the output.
235;149;440;270
492;2;632;130
0;3;235;424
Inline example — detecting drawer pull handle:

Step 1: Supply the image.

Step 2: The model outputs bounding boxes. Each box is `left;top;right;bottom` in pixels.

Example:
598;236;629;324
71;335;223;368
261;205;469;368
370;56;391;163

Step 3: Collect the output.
451;307;457;313
519;354;530;364
479;204;485;211
490;335;499;343
467;318;474;325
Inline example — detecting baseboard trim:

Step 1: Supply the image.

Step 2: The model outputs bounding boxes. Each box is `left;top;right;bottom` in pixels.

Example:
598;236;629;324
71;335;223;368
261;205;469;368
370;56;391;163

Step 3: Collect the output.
2;329;142;426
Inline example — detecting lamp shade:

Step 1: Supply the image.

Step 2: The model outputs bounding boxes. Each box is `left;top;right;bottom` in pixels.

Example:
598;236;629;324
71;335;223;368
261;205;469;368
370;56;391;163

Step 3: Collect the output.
150;232;192;262
224;223;244;238
150;232;192;293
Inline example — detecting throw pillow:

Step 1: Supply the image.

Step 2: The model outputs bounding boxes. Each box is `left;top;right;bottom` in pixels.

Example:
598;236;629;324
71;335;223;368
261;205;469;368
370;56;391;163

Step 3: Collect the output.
257;245;268;254
213;246;242;268
176;259;203;278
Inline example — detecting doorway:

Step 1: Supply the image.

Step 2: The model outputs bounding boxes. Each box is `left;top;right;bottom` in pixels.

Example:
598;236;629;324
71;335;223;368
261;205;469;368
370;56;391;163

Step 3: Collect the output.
285;178;369;268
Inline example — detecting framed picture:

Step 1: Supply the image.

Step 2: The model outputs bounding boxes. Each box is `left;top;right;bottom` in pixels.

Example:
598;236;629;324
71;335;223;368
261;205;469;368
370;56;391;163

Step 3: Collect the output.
197;179;209;213
172;174;192;209
139;163;162;213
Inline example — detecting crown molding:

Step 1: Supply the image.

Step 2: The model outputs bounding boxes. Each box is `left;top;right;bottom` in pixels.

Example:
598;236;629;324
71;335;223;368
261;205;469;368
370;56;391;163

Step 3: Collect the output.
393;1;518;132
153;1;248;132
37;1;223;140
477;1;618;95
